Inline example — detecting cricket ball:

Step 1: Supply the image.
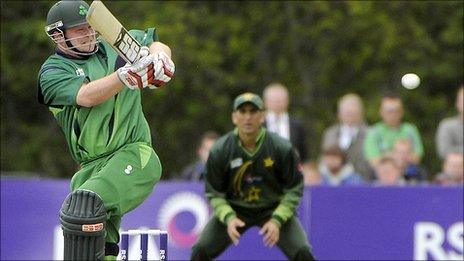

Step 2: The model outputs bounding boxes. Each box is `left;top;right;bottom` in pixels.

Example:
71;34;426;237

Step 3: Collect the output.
401;73;420;90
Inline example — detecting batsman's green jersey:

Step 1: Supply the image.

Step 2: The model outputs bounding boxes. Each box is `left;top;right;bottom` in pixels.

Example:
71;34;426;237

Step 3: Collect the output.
38;28;161;245
206;128;304;227
38;28;158;163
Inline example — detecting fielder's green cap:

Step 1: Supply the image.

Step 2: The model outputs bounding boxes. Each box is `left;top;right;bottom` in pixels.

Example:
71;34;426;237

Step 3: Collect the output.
233;92;264;111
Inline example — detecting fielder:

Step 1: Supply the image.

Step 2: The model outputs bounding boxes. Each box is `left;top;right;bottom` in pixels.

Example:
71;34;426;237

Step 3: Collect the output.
37;1;174;260
191;93;315;260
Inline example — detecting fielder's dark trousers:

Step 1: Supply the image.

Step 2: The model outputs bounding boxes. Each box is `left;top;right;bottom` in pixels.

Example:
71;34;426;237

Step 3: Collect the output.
191;215;315;261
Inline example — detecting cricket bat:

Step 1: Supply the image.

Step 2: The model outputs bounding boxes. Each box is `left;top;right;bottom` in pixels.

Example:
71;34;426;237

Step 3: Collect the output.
86;1;141;64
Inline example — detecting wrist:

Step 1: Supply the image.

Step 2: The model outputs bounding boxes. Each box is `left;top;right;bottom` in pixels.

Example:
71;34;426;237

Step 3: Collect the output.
224;212;237;226
270;215;283;228
115;67;128;86
115;67;141;90
114;70;126;86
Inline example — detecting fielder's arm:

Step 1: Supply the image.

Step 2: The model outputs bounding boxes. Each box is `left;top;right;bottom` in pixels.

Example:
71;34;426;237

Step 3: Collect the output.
271;149;304;227
205;150;238;226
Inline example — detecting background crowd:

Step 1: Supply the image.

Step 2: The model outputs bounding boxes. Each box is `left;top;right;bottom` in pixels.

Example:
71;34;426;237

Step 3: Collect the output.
181;84;463;186
1;1;463;183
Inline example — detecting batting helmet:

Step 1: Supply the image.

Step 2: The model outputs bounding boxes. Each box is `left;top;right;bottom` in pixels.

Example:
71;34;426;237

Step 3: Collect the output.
44;1;98;56
45;1;90;35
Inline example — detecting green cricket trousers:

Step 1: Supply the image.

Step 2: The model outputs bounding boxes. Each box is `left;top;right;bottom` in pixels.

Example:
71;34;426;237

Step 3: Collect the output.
70;142;162;244
191;213;315;260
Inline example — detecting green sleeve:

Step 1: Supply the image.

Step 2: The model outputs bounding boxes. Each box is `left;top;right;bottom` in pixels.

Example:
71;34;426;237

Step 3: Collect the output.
364;126;381;161
407;124;424;158
271;148;304;227
129;27;159;47
205;147;236;225
38;64;84;106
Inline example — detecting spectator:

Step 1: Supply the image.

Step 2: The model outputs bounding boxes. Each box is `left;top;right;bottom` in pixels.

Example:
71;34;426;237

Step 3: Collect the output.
319;146;363;186
434;152;464;185
303;161;322;186
321;93;372;180
390;139;428;184
263;82;308;162
364;93;424;168
436;86;463;159
181;131;220;181
373;156;406;186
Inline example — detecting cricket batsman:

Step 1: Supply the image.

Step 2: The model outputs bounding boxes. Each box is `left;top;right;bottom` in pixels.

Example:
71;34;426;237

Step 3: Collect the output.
191;93;316;260
37;1;174;259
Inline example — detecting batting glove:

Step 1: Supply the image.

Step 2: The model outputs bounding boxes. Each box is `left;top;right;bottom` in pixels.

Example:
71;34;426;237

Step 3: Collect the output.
148;52;175;89
116;47;155;90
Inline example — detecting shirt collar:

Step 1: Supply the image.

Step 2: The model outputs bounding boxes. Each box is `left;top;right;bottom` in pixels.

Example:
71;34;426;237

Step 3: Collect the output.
234;127;266;155
234;127;265;142
56;48;90;60
266;111;289;121
340;124;359;133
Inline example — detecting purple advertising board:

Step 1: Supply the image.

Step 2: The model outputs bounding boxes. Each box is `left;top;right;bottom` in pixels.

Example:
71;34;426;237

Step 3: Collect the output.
1;177;463;260
307;186;463;260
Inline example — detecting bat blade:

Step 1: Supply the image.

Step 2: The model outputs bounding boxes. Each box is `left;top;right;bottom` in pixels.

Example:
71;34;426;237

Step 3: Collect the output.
86;1;141;64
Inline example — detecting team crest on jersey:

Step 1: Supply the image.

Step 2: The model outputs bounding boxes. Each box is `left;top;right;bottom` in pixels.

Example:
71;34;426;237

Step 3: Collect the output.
75;68;85;77
230;158;243;169
263;157;274;168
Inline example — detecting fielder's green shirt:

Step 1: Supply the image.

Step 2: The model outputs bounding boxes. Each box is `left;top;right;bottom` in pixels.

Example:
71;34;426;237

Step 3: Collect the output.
205;128;304;227
38;28;158;164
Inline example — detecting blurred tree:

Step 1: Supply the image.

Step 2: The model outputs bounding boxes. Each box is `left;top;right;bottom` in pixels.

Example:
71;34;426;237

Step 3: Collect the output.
1;1;462;179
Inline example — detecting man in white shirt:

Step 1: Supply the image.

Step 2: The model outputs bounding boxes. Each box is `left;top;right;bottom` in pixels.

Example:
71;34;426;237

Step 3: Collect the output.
266;110;290;141
263;83;308;162
338;124;359;151
321;93;373;180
